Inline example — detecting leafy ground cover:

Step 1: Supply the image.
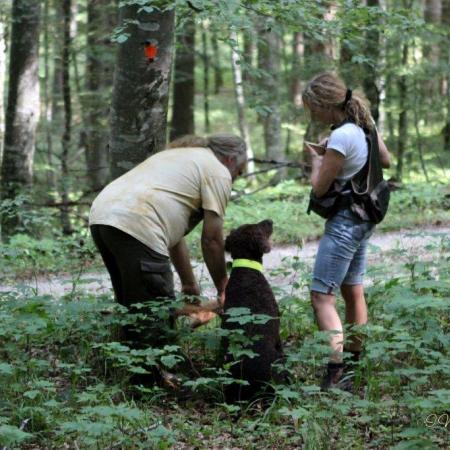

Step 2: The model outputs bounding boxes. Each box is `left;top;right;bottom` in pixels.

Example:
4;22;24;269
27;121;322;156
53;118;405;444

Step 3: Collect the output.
0;228;448;449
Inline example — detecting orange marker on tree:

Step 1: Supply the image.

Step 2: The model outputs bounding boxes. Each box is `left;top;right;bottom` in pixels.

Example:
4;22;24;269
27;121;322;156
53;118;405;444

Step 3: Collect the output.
143;40;158;63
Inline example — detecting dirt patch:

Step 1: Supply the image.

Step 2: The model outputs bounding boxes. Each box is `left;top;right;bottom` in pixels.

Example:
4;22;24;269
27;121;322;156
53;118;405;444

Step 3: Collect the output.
1;226;448;299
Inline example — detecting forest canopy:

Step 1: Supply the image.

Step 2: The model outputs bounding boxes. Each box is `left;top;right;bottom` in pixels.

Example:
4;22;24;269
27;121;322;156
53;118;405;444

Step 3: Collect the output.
0;0;448;239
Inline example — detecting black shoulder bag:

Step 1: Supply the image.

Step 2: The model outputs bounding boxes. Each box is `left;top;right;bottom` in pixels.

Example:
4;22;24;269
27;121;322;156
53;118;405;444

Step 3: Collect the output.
307;125;390;224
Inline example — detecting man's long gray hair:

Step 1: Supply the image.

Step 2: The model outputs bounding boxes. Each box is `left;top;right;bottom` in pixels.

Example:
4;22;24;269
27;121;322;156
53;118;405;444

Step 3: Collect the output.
167;133;247;166
207;133;247;166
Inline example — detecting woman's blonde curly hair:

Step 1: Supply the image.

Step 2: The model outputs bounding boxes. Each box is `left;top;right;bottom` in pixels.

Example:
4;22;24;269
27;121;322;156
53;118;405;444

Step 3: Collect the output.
302;72;374;131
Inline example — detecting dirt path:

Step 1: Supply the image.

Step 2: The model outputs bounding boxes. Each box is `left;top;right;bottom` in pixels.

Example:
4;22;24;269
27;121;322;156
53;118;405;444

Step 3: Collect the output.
2;225;448;299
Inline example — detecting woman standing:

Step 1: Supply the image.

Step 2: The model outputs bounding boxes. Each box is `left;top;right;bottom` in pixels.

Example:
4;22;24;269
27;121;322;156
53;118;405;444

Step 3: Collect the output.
302;72;391;390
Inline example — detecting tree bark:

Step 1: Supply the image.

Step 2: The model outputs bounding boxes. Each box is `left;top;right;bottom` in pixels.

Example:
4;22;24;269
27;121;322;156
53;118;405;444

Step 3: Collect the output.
85;0;115;191
230;30;254;174
170;17;195;140
1;0;40;237
109;6;175;180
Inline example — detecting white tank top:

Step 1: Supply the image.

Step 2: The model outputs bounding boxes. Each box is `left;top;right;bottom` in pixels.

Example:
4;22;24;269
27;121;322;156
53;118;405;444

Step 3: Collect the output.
326;123;368;181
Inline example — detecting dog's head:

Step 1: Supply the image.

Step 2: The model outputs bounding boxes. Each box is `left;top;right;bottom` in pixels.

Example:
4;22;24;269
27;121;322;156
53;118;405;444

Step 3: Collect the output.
225;220;273;260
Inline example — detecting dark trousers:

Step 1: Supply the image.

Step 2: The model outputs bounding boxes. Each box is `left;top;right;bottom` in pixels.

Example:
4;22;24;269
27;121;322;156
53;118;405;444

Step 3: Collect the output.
90;224;175;347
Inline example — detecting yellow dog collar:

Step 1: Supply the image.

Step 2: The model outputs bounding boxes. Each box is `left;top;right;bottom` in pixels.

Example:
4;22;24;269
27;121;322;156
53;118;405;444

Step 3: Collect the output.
231;259;263;273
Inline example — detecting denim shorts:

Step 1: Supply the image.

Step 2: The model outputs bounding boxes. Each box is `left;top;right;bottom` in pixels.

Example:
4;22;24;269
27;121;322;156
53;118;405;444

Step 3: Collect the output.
311;208;375;295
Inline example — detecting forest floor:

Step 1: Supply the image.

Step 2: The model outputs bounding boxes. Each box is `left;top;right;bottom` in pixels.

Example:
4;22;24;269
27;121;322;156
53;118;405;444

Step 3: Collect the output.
1;223;448;449
3;224;448;299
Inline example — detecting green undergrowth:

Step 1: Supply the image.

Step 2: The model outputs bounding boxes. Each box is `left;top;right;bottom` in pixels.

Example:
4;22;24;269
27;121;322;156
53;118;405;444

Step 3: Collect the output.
0;234;448;449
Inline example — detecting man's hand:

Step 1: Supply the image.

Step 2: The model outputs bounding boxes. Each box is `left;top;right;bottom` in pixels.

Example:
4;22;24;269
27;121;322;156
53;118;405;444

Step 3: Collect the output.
217;290;226;308
181;282;201;297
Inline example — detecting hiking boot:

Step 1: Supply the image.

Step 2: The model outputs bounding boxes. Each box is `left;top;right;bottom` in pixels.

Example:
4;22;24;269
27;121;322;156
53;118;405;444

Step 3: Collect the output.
320;362;354;392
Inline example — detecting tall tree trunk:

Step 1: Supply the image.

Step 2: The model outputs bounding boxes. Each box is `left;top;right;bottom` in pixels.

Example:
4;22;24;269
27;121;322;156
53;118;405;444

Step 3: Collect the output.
257;22;284;182
1;0;40;238
60;0;73;235
109;6;175;180
396;43;408;181
43;0;57;193
170;17;195;140
0;9;6;166
211;30;223;94
411;41;430;182
362;0;381;123
230;30;254;175
85;0;114;191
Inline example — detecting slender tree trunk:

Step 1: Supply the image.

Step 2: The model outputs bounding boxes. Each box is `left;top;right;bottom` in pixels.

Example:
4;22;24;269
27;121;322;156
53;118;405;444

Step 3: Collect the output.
291;32;303;109
362;0;381;123
242;28;256;84
211;30;223;94
110;6;175;179
1;0;41;238
170;17;195;140
201;25;210;134
43;0;57;193
411;41;429;181
396;43;408;181
85;0;114;190
230;30;254;174
60;0;73;235
0;12;6;166
52;8;63;123
257;22;284;181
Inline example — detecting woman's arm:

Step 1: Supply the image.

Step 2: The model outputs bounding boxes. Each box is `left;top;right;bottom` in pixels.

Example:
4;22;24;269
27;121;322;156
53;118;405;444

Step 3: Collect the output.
309;148;345;198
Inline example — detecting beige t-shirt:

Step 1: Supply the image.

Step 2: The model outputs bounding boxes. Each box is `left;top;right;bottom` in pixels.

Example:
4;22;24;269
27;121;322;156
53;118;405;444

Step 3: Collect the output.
89;147;232;256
